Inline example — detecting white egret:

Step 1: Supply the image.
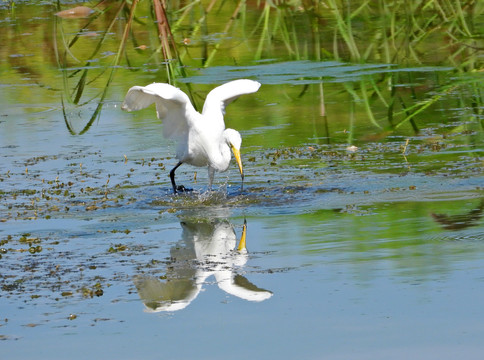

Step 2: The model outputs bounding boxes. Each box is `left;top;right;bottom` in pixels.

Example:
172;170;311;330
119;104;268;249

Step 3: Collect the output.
121;79;261;194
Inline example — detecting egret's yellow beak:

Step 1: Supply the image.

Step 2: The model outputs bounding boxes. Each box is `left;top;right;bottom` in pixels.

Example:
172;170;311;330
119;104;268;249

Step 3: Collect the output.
231;145;244;181
237;220;247;251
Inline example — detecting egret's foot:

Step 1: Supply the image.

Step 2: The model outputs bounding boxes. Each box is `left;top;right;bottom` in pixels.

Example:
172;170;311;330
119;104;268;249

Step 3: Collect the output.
175;185;193;193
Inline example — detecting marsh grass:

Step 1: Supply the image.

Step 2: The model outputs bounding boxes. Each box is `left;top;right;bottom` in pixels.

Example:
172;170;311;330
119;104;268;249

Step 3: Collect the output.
53;0;483;137
55;0;183;134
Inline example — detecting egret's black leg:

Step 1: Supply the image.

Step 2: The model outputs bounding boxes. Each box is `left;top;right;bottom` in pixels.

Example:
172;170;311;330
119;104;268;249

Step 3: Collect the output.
170;161;183;194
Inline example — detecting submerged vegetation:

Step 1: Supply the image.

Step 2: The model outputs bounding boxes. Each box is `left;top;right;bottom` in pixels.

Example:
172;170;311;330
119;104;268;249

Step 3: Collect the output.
0;0;483;312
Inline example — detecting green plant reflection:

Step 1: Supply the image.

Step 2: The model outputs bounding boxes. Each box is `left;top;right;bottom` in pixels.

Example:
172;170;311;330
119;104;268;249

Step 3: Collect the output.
50;0;482;139
432;198;484;231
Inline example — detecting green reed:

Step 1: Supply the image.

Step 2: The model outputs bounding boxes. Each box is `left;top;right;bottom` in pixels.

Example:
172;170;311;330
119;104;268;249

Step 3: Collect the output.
55;0;185;134
53;0;482;137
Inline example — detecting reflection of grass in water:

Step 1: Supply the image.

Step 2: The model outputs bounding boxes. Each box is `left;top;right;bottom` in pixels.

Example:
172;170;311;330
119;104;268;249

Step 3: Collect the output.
175;0;482;135
170;0;482;67
52;0;482;141
55;0;185;135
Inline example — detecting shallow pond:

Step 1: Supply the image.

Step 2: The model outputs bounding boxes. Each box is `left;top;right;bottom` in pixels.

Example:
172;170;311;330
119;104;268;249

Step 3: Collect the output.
1;1;483;359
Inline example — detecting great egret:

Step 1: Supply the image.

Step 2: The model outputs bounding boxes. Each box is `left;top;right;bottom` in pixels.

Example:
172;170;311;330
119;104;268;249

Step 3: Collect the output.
121;79;261;194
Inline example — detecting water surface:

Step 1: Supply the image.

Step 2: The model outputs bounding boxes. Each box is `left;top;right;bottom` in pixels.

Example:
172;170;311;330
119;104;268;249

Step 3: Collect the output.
1;1;483;359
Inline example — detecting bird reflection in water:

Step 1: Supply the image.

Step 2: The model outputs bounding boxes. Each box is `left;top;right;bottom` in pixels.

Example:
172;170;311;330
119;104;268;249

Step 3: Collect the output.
134;219;272;312
431;199;484;231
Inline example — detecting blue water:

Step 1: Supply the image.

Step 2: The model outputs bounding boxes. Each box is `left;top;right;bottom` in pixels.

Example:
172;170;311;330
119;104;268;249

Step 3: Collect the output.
1;32;483;360
2;211;483;360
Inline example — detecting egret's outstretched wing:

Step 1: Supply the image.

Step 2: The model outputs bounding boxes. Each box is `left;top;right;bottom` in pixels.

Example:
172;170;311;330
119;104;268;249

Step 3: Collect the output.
216;273;273;302
122;83;197;140
202;79;261;116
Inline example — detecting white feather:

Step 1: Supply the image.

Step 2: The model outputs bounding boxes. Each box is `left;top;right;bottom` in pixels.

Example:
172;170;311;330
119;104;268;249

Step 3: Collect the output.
122;79;261;193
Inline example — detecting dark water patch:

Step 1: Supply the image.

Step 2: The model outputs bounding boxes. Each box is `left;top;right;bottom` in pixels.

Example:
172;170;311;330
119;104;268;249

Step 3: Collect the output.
178;61;454;85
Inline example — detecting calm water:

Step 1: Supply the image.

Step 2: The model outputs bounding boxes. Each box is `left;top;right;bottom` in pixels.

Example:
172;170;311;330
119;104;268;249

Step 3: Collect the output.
1;1;483;359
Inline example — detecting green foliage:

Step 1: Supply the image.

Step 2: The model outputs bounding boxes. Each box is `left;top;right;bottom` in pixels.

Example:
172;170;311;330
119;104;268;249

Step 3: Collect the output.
1;0;482;138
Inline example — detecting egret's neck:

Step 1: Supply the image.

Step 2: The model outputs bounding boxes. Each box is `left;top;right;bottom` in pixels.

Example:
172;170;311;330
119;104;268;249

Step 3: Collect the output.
213;142;232;172
205;130;232;172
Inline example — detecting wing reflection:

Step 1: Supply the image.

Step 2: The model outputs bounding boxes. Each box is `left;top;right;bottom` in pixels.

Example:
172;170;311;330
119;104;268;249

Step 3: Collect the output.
134;219;272;312
431;199;484;230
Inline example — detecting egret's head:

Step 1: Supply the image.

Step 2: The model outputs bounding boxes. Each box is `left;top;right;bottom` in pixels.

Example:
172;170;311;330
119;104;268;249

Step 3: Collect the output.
224;129;244;180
